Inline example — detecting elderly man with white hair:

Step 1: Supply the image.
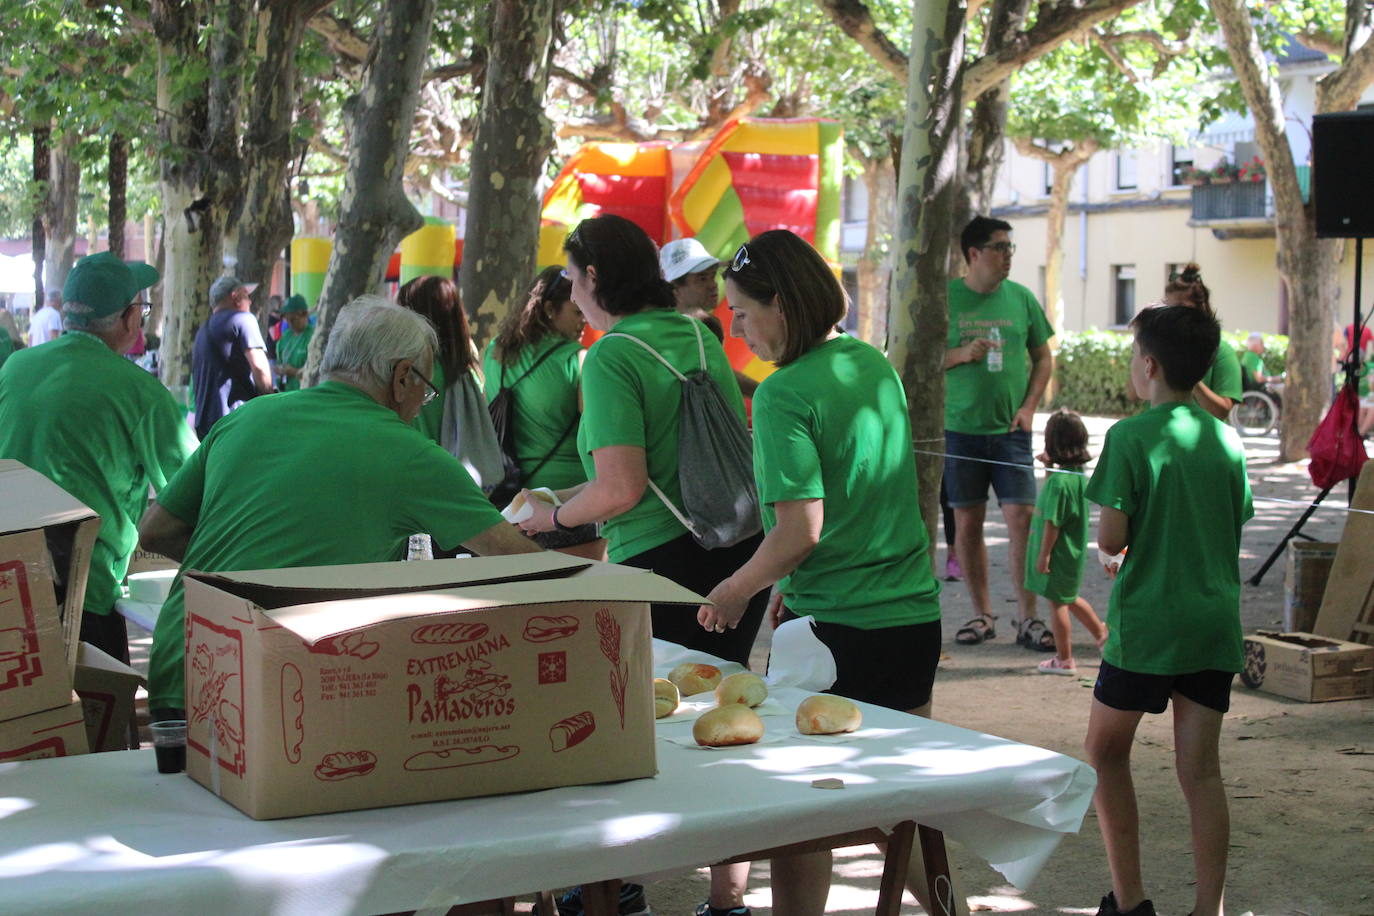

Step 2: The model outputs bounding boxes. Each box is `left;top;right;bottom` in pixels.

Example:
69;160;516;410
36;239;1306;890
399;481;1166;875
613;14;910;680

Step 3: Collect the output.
0;252;198;667
141;296;542;718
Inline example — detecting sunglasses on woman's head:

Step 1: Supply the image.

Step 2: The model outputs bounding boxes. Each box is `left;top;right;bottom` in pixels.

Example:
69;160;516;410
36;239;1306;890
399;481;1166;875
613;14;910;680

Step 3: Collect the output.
731;245;751;272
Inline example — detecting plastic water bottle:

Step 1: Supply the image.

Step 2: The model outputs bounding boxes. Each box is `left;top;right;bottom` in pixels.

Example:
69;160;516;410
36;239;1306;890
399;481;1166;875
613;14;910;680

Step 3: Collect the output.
986;326;1003;373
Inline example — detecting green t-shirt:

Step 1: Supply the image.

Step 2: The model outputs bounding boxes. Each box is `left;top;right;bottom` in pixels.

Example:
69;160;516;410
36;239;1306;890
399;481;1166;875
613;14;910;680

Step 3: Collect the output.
1023;467;1089;605
1201;343;1243;402
579;309;745;562
1239;349;1265;384
276;325;312;392
945;278;1054;434
0;333;17;370
482;336;585;490
412;360;447;445
147;381;506;709
0;332;198;616
1086;401;1253;675
754;335;940;629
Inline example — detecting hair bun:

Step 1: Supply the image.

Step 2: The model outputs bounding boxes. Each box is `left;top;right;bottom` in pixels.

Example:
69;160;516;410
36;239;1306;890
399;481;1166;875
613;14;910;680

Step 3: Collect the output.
1180;263;1202;283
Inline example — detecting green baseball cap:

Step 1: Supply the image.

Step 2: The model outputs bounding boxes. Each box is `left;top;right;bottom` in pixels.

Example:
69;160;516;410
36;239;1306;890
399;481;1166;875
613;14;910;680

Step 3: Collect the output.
281;294;308;313
62;251;159;319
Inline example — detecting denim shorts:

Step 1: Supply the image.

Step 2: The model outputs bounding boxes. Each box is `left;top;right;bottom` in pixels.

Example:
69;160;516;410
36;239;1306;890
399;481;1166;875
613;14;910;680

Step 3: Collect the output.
943;429;1036;508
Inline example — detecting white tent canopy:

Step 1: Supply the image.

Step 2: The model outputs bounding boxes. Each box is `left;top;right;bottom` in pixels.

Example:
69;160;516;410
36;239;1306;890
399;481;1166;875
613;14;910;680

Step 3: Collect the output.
0;253;38;296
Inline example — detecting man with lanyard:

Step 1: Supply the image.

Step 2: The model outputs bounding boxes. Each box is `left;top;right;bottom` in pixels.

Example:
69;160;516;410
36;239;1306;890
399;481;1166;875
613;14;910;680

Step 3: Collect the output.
943;216;1056;652
192;275;274;439
141;297;542;720
0;252;198;665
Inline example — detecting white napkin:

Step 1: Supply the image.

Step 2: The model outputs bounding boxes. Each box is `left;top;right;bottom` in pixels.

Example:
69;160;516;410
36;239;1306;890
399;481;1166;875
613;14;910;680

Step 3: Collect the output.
763;616;837;692
659;731;792;750
500;488;560;524
654;696;790;725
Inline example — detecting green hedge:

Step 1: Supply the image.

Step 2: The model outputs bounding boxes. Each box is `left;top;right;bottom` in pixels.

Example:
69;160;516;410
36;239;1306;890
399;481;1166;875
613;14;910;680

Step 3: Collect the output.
1048;329;1289;417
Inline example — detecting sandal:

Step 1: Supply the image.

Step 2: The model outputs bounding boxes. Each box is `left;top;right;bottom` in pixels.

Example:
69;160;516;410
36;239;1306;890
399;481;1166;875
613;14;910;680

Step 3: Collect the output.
1017;618;1056;653
954;615;996;645
1037;657;1076;676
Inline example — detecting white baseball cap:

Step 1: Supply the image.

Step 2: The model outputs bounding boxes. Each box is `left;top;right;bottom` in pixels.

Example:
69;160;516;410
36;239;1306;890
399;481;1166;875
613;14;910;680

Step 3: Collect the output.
659;238;719;283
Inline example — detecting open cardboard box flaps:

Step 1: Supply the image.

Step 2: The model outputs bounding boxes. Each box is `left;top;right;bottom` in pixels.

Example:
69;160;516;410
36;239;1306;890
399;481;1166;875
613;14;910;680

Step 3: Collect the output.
0;460;101;724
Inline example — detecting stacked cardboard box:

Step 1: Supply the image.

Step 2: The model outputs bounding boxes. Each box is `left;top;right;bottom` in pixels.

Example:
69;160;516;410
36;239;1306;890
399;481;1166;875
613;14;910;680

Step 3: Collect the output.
0;461;103;759
1283;541;1338;633
1240;630;1374;702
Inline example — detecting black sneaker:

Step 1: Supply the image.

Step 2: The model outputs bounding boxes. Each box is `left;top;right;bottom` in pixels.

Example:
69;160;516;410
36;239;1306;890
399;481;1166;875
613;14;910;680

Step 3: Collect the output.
534;882;651;916
694;904;750;916
1096;891;1157;916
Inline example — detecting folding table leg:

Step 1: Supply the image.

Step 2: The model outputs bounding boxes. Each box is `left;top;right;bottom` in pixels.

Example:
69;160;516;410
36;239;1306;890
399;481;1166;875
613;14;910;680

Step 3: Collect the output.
874;820;916;915
580;879;621;916
918;824;955;916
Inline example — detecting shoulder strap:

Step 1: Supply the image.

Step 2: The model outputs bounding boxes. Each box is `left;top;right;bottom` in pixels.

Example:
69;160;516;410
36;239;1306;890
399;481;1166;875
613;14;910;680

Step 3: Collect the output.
601;330;692;381
521;410;579;485
503;340;566;391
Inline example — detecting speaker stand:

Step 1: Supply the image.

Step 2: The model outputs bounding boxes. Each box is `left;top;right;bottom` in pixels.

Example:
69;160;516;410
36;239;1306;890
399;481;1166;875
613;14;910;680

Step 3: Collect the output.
1249;238;1365;585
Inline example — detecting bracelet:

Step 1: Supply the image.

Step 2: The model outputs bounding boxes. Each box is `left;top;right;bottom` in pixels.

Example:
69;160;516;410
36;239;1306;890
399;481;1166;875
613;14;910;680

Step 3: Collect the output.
552;505;575;532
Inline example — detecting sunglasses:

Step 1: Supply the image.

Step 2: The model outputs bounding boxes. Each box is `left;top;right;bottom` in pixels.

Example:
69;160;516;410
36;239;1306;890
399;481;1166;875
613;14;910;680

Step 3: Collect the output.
731;245;751;272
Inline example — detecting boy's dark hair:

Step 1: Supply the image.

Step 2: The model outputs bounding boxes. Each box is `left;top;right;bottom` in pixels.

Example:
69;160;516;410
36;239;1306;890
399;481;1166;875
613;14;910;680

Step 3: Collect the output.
1164;262;1213;318
1130;303;1220;392
959;216;1013;264
563;214;675;316
1044;408;1091;467
722;229;847;366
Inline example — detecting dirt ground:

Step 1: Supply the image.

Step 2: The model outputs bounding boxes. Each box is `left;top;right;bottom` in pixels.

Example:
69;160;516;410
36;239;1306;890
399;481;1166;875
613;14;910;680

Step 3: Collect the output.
126;414;1373;916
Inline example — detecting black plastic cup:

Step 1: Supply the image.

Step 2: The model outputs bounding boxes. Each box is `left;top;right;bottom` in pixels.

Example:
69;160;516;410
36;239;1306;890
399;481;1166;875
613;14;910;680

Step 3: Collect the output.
150;719;187;774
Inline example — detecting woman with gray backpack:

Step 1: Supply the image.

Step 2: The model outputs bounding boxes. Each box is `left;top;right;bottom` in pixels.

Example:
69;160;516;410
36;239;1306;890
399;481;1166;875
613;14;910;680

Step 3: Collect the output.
516;214;768;666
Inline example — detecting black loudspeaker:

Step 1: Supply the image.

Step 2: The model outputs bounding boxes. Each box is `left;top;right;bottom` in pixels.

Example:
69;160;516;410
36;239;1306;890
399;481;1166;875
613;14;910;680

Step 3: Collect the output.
1313;110;1374;238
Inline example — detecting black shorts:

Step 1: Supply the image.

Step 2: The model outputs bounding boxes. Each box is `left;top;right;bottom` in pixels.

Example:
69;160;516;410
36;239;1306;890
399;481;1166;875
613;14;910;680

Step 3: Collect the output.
621;531;768;666
1094;660;1235;714
777;610;941;712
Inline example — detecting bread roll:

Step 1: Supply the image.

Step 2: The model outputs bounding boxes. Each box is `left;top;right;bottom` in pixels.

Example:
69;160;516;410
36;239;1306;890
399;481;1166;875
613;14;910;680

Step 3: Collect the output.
714;672;767;708
795;695;862;735
693;705;765;747
653;678;680;718
668;663;722;697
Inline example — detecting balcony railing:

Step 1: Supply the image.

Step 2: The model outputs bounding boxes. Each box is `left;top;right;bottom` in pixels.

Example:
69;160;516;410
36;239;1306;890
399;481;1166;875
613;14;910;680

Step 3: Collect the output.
1191;180;1270;221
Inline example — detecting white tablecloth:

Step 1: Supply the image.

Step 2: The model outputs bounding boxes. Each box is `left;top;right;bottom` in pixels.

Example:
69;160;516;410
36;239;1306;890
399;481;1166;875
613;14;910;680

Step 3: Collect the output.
0;644;1096;916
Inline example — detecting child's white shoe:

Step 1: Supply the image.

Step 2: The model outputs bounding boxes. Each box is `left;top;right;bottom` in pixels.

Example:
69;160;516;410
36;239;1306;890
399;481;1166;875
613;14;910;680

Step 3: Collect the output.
1037;657;1077;676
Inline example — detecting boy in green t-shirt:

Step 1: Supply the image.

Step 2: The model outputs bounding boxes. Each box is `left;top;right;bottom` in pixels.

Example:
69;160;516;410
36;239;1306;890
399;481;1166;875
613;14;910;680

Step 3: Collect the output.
1084;305;1253;916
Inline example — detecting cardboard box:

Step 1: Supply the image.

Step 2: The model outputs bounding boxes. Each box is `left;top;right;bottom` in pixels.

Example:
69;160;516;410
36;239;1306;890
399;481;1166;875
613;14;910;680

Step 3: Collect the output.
1241;631;1374;702
182;554;704;820
1283;541;1337;633
74;642;145;752
0;695;90;761
125;547;179;579
1313;461;1374;644
0;461;101;722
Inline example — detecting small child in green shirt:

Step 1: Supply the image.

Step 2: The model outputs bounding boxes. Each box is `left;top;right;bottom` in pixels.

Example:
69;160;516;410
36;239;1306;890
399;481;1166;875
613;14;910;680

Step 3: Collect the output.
1084;304;1253;916
1025;409;1106;675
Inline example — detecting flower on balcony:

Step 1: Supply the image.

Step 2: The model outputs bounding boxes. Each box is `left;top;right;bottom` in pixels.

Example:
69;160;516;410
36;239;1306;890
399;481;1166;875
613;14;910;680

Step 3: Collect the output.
1179;164;1210;185
1237;155;1266;182
1209;159;1241;182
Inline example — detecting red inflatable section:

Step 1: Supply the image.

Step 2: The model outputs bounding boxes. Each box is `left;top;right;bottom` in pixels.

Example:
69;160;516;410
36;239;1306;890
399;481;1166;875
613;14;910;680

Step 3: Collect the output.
577;174;670;245
721;152;819;242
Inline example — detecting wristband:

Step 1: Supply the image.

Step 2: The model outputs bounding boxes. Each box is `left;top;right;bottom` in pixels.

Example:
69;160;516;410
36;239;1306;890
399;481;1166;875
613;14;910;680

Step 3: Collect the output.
553;505;575;532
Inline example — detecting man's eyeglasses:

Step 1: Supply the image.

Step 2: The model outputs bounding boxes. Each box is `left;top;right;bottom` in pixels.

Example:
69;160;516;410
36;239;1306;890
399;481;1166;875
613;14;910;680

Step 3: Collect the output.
131;300;151;320
981;242;1016;255
731;245;751;272
410;366;441;405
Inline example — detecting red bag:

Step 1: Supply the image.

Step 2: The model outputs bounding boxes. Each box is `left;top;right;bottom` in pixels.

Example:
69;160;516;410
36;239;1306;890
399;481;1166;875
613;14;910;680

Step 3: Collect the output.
1307;383;1368;489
